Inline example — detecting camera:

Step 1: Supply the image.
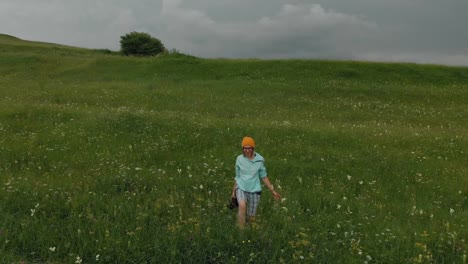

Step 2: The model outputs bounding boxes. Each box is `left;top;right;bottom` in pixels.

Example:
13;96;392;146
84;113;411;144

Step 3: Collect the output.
227;197;238;210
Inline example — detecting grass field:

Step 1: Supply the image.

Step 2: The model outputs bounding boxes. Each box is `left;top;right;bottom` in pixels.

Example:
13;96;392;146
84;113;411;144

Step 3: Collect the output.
0;34;467;263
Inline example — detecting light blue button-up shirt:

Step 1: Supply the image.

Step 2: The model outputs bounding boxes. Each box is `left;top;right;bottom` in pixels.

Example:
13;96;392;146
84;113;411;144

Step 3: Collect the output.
235;152;267;193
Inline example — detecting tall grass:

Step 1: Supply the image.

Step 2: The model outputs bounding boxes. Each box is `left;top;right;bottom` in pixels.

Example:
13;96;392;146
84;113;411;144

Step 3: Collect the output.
0;35;467;263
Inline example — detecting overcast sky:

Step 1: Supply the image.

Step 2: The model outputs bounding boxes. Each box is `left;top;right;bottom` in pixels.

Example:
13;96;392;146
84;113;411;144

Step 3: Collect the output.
1;0;468;66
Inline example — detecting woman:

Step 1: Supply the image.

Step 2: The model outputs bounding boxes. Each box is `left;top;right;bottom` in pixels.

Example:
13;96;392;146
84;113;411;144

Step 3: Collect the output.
231;136;281;228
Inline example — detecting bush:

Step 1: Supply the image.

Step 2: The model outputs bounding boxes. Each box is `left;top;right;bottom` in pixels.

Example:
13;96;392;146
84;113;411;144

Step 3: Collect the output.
120;32;165;56
93;49;115;55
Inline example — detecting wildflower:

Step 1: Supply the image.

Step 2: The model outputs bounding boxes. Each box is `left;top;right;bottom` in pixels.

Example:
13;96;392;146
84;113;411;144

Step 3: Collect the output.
49;247;56;252
337;204;341;209
28;203;40;217
199;185;204;190
96;254;100;261
420;231;430;238
347;175;352;180
450;208;455;214
75;256;82;264
415;242;427;249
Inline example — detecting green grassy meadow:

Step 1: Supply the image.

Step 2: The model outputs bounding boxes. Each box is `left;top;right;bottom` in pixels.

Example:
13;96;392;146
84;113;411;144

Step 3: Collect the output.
0;34;467;263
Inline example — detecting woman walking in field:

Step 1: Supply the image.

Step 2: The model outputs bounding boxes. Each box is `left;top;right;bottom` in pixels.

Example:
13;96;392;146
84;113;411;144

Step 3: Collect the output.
231;136;281;228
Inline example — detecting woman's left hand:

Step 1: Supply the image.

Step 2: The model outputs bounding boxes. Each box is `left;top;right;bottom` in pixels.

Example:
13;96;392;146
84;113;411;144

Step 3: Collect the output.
271;190;281;201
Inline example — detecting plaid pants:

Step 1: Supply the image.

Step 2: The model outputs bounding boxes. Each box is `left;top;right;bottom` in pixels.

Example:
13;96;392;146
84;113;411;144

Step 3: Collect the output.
236;188;261;216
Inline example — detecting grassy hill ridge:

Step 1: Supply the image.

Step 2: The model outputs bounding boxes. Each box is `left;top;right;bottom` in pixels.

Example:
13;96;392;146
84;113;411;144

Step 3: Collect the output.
2;33;467;83
0;34;467;263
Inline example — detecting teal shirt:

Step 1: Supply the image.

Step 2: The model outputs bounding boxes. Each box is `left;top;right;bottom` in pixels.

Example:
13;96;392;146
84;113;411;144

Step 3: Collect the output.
235;152;267;193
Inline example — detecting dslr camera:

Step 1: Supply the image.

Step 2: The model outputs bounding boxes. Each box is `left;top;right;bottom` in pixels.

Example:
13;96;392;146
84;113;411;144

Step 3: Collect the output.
227;197;238;210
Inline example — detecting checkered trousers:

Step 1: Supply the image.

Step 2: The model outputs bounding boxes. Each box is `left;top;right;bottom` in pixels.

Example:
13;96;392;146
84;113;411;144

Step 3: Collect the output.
236;188;261;216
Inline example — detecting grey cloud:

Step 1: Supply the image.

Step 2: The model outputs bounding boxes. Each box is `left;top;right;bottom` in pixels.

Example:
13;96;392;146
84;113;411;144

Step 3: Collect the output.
159;2;378;59
0;0;160;49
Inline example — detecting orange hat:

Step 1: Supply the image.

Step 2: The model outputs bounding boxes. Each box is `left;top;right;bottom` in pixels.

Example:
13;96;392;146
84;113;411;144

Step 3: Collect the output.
241;137;255;148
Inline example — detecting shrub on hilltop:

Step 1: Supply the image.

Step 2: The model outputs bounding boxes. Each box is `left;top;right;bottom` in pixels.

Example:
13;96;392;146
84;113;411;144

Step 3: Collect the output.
120;32;165;56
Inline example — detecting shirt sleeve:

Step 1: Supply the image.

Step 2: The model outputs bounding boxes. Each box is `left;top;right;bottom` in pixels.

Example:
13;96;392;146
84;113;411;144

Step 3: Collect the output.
259;161;267;178
235;156;240;179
